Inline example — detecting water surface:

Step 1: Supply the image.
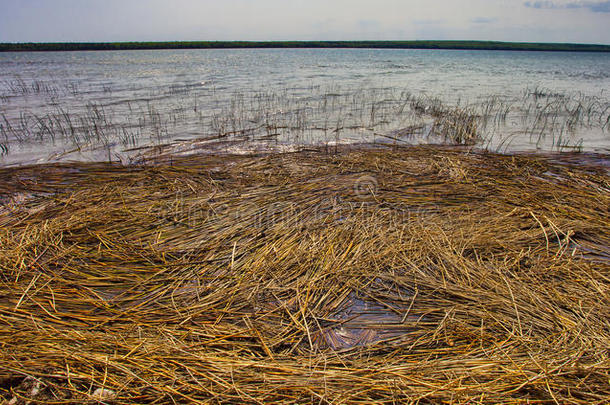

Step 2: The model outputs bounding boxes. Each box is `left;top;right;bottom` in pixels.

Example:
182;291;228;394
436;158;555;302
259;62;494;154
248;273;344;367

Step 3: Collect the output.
1;49;609;165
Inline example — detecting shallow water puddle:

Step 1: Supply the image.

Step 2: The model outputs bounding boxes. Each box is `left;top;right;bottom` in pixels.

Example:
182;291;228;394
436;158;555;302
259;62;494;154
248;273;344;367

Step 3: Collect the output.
313;292;421;350
571;239;610;263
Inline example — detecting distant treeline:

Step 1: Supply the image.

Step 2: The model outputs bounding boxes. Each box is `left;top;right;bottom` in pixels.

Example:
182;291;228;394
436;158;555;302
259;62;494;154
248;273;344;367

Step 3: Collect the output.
1;41;609;53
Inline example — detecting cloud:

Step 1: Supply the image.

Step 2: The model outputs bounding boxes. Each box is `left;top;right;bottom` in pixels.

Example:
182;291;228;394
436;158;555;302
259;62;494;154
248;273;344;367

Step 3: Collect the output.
589;1;610;10
471;17;499;23
524;1;610;12
357;20;381;30
412;19;446;25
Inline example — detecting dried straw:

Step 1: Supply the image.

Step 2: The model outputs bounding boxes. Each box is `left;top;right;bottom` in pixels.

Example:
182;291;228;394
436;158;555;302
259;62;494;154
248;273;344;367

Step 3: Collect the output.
1;145;608;403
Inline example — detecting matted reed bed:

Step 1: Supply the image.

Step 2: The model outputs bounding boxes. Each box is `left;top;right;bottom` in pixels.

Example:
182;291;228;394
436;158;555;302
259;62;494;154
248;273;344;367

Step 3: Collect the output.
0;145;609;404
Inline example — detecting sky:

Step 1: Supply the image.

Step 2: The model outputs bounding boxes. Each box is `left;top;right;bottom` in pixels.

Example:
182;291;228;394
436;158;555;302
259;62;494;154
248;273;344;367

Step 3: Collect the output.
0;0;609;44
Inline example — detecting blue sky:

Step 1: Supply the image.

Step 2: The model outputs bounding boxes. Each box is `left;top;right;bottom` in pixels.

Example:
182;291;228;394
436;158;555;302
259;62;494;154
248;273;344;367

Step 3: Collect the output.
0;0;608;43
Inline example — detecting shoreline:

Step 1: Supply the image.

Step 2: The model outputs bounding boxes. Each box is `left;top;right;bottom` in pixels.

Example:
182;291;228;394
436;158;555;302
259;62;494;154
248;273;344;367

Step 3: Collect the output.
2;40;610;53
2;140;609;170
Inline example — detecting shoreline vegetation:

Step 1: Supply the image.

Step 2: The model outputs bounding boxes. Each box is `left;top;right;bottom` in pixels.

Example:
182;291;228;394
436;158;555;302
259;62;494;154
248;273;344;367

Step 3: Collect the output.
2;82;608;164
1;40;610;53
1;144;609;403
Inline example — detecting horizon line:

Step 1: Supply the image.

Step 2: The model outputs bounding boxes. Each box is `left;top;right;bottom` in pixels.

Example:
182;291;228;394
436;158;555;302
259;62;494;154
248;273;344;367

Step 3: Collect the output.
1;40;609;53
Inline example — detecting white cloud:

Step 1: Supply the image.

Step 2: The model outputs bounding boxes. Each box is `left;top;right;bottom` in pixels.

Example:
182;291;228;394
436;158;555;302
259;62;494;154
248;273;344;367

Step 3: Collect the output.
524;1;610;12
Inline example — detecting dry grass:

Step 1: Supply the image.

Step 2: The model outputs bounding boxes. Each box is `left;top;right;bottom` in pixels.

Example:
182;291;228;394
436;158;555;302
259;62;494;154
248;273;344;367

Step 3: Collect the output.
0;145;609;404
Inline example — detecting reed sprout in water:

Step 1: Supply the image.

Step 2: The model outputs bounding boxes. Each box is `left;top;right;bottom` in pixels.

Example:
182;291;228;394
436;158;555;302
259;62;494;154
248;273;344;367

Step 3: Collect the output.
0;76;609;162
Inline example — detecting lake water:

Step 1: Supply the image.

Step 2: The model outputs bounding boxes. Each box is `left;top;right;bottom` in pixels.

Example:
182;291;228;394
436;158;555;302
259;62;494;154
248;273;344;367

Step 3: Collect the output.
1;49;609;165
